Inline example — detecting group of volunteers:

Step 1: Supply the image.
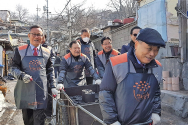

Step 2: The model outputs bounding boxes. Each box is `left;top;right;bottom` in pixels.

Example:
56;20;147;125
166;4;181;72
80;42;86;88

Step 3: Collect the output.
12;25;165;125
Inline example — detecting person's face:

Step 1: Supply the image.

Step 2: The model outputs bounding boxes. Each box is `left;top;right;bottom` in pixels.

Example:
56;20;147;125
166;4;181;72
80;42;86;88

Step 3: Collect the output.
70;43;81;57
28;28;43;47
135;40;159;64
102;39;112;53
42;36;46;44
57;54;60;57
130;29;140;43
81;32;90;39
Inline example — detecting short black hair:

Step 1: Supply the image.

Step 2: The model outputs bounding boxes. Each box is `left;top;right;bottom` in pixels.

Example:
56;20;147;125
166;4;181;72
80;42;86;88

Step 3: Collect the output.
130;26;141;35
66;49;70;54
29;25;43;32
81;28;90;35
69;41;81;48
101;37;111;44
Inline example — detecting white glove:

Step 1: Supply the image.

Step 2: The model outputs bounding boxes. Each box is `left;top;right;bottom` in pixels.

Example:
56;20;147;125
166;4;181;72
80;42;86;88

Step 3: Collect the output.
22;74;32;83
151;113;161;125
56;84;64;91
95;79;102;85
110;121;121;125
51;88;59;97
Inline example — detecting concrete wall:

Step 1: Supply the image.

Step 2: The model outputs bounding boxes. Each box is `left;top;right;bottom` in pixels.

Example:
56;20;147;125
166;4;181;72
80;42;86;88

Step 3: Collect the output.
182;62;188;90
94;22;137;52
140;0;155;7
93;37;103;51
166;0;179;42
166;0;178;17
111;23;136;50
0;10;10;22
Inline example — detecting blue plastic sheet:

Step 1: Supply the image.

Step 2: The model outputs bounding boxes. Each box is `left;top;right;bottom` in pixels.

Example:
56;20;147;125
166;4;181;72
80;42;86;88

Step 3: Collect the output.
138;0;167;42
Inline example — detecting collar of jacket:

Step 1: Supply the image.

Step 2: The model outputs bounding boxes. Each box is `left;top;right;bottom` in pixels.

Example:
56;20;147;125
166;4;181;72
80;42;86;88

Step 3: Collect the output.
103;49;112;55
80;37;91;44
103;49;112;59
70;52;80;61
42;43;48;48
128;47;158;69
130;40;135;47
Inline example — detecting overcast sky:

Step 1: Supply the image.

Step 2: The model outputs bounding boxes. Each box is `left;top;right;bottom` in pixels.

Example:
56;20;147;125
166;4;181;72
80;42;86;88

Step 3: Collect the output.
1;0;110;16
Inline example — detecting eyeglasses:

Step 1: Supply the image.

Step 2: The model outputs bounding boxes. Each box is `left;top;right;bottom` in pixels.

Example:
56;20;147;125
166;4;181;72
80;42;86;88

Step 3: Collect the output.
29;33;43;37
133;34;137;37
102;43;112;46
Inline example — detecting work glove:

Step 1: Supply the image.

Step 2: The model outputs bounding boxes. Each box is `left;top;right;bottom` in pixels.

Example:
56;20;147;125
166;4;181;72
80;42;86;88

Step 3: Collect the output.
110;121;121;125
22;74;32;83
95;79;102;85
56;84;64;91
151;113;161;125
51;88;59;98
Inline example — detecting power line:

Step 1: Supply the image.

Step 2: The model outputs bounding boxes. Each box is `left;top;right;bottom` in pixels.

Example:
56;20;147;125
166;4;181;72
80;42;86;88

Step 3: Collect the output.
53;0;71;20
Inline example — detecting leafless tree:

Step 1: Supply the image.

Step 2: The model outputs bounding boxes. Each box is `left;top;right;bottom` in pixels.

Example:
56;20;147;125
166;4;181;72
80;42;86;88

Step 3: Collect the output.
10;11;18;20
15;4;29;21
107;0;137;19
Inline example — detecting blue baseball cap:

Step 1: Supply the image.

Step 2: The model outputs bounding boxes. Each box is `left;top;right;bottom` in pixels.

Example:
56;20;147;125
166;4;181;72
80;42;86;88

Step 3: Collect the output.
136;28;166;47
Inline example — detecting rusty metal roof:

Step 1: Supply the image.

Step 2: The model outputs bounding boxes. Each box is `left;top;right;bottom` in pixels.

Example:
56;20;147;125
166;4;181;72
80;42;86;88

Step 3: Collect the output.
0;39;13;51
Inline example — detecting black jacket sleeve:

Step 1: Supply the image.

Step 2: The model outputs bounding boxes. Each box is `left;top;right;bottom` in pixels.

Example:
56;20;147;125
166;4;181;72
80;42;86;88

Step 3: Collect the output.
12;48;25;79
95;56;105;78
84;57;100;80
58;58;68;84
120;45;129;54
152;85;161;116
46;54;56;88
99;62;118;124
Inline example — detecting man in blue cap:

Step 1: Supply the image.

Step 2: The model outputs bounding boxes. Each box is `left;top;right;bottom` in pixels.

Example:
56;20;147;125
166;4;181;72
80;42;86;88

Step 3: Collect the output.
99;28;165;125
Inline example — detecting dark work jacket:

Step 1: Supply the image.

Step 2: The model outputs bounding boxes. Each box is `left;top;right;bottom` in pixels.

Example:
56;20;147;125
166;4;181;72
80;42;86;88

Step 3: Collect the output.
79;38;95;77
12;44;55;109
42;43;56;88
95;49;120;78
99;47;162;124
12;44;55;89
42;43;56;58
121;40;135;54
54;56;61;67
58;53;100;88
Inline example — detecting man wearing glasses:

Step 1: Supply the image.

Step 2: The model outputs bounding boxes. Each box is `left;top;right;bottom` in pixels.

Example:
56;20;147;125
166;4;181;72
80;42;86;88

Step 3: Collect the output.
95;37;120;79
121;26;141;54
12;25;57;125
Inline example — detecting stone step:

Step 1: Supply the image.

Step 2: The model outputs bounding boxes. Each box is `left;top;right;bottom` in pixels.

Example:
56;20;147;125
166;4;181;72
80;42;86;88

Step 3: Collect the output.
161;90;188;119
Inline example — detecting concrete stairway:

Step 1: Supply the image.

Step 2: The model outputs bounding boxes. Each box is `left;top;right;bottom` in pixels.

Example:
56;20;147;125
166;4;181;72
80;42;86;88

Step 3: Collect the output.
161;90;188;125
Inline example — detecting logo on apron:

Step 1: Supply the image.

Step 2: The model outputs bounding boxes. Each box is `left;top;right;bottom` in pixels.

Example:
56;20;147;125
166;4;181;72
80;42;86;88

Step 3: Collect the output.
84;47;90;55
74;65;82;73
29;60;42;71
133;81;150;101
28;102;43;106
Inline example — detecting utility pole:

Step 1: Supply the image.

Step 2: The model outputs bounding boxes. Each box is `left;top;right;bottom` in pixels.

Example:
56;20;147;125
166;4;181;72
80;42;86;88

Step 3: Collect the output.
119;0;123;19
36;5;41;25
177;0;187;62
46;0;49;44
